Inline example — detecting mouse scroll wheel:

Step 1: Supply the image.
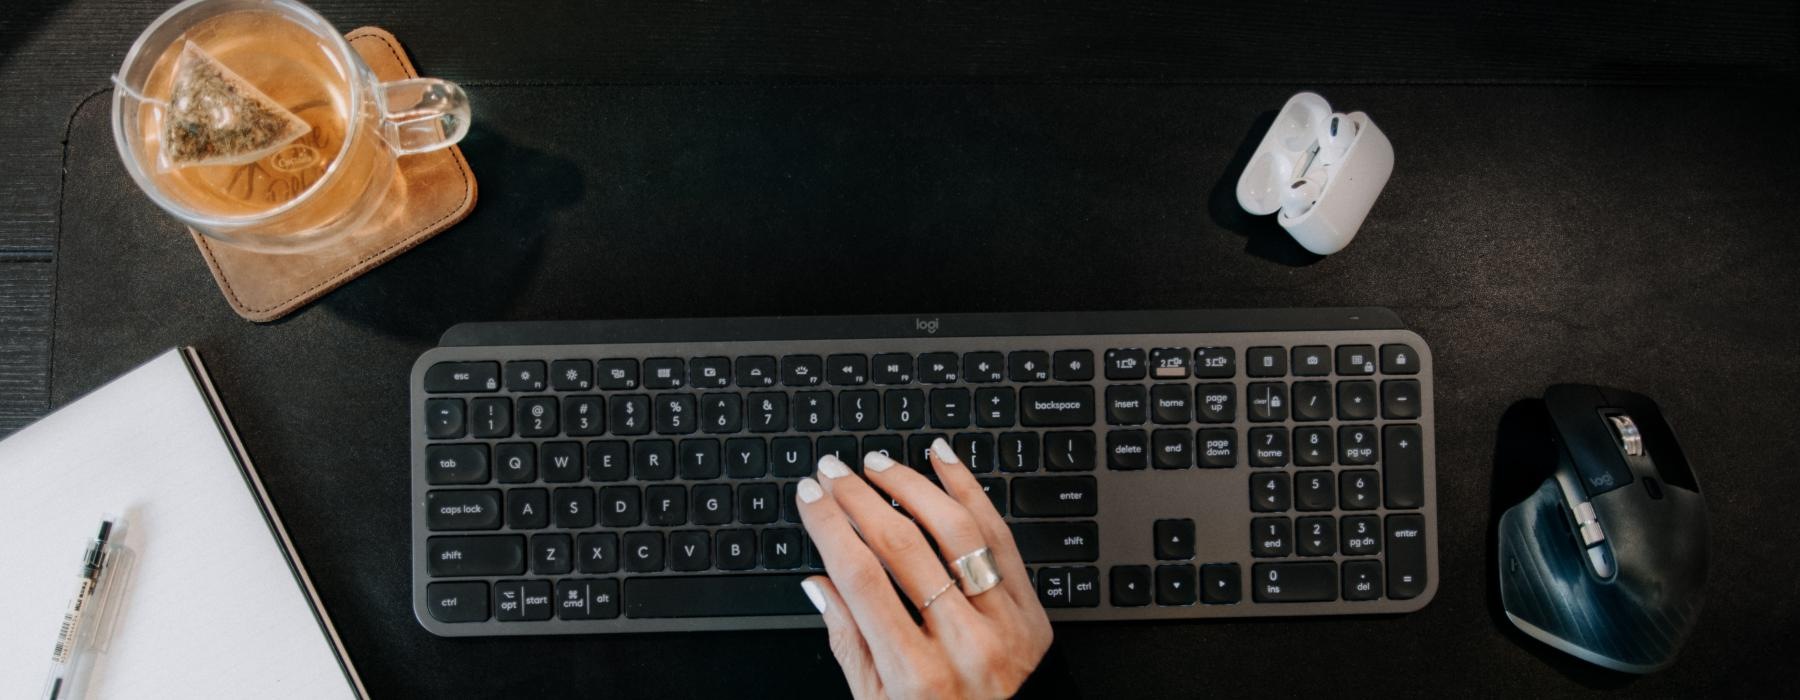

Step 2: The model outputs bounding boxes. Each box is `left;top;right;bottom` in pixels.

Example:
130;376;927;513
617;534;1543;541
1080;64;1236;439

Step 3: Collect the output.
1608;415;1644;457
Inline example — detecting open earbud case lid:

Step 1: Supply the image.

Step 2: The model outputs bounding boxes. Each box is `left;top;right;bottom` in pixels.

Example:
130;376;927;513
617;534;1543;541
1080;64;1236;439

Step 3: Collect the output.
1235;92;1394;255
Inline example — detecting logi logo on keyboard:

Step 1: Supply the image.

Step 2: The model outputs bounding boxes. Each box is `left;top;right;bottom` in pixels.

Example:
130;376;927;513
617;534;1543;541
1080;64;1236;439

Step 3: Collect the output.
914;317;941;334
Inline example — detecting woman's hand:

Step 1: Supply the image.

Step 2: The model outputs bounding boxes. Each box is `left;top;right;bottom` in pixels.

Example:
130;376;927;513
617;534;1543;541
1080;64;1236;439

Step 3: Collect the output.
795;438;1054;699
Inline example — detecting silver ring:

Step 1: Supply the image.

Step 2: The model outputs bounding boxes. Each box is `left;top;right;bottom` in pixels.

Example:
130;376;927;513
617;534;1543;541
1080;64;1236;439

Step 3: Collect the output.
951;547;1003;596
919;579;957;609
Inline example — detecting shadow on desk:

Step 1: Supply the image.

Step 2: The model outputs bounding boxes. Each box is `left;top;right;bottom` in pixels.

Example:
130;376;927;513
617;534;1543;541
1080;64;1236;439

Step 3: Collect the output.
1206;109;1324;269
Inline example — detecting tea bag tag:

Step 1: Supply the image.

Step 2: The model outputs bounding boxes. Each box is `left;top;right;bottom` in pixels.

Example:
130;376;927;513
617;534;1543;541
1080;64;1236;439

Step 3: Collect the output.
159;41;311;170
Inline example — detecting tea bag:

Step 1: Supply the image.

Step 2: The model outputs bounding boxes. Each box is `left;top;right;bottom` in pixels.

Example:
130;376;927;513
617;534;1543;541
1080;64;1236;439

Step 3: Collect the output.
159;41;310;170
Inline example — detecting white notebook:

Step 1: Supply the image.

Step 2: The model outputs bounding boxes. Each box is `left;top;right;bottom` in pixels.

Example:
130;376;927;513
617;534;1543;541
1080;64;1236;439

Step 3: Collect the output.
0;348;365;699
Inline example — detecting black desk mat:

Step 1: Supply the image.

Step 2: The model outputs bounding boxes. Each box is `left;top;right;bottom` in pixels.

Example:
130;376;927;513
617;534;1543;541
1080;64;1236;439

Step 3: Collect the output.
54;83;1799;696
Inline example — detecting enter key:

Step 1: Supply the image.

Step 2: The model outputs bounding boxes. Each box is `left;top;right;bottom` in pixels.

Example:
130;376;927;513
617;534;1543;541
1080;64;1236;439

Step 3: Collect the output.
1011;476;1099;517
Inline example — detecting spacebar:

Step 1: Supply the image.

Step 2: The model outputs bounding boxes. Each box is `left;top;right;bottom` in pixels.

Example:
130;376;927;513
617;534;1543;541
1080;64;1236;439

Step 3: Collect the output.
624;575;817;618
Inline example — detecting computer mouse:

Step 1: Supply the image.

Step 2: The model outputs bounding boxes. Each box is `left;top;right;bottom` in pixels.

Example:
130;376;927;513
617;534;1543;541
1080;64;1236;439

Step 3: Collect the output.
1496;384;1708;673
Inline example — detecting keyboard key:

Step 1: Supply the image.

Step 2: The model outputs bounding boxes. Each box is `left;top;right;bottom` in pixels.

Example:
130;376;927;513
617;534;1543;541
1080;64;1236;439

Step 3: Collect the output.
1105;385;1147;425
872;353;915;384
781;355;824;387
1248;427;1289;467
507;489;548;529
1193;347;1235;378
1335;345;1376;375
1342;515;1382;555
1296;516;1336;557
470;398;511;438
1154;519;1195;559
517;397;559;437
1111;566;1153;606
553;487;595;528
596;359;640;390
1195;383;1236;423
1291;381;1332;421
693;484;734;525
1251;473;1290;512
884;389;926;429
1290;345;1330;376
1149;384;1191;424
600;486;643;527
427;581;489;622
654;394;696;434
739;482;781;523
1381;344;1420;374
427;490;502;531
425;444;488;485
426;361;499;393
563;396;605;436
919;353;960;383
688;356;732;388
1009;351;1050;382
963;352;1005;383
767;437;810;477
1294;470;1335;511
586;441;629;481
818;436;860;471
496;443;535;483
907;434;942;470
1246;382;1287;422
746;393;788;432
1037;567;1101;608
735;356;777;387
1148;348;1189;379
1251;517;1291;557
670;530;712;571
1011;476;1099;517
1043;431;1096;471
556;579;621;620
1201;564;1241;604
634;440;675;480
793;392;835;431
427;535;525;577
645;484;688;526
1343;560;1383;601
1010;521;1099;562
1386;513;1428;599
1016;386;1095;427
827;353;869;385
761;528;805;569
426;398;465;439
1156;564;1197;606
1151;429;1192;469
1294;426;1333;466
1104;348;1146;380
716;529;758;570
1339;470;1381;510
1107;430;1148;470
929;388;971;428
863;434;904;465
577;533;620;573
493;579;553;621
953;433;996;473
1245;347;1286;377
1339;426;1378;465
974;387;1017;427
609;394;650;435
1052;350;1094;381
623;574;816;618
643;358;686;389
838;390;880;430
532;533;573;574
624;531;665;572
1198;428;1237;468
678;439;721;479
698;394;741;433
724;438;768;478
551;360;594;391
1252;562;1338;602
1384;425;1425;508
1382;379;1421;419
541;442;582;482
1337;381;1377;421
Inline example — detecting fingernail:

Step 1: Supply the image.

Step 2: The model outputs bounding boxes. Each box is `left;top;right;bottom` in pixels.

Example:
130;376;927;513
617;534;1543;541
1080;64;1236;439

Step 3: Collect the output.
931;437;960;464
864;451;897;472
797;477;824;503
800;579;828;614
817;456;852;480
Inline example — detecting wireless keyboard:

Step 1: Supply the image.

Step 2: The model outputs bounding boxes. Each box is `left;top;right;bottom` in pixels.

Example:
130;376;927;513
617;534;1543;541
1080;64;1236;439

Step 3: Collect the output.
411;309;1439;635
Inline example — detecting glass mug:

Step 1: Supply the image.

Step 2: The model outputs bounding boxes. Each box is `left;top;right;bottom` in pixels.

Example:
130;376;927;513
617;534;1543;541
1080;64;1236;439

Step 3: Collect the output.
112;0;469;253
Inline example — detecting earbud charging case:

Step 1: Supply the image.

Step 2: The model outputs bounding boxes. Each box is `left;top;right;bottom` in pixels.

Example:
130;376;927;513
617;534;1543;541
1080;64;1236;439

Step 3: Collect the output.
1235;92;1394;255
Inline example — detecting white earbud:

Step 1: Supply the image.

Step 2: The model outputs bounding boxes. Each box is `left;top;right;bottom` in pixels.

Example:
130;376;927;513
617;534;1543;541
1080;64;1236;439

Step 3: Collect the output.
1315;113;1356;165
1280;166;1328;218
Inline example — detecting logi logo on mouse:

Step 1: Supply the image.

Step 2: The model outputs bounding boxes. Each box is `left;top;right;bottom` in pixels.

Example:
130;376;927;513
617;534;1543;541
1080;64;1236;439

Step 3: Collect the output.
915;317;940;334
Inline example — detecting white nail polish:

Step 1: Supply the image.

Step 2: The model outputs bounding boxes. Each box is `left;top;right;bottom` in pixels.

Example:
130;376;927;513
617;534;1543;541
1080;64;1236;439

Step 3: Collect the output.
931;437;960;464
797;477;824;503
817;456;852;479
800;579;828;614
864;451;897;472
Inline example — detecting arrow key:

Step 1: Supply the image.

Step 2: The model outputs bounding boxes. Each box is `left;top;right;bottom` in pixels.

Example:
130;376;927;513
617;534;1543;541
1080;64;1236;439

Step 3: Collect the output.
1201;563;1242;604
1154;518;1196;560
1156;564;1198;606
1110;565;1153;607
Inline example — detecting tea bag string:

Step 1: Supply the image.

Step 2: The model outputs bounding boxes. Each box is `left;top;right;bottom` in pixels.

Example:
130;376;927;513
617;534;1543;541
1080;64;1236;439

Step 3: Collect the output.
111;74;171;110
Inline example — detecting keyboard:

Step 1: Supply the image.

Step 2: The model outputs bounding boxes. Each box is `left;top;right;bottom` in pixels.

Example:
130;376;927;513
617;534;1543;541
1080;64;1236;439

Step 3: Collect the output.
411;309;1439;635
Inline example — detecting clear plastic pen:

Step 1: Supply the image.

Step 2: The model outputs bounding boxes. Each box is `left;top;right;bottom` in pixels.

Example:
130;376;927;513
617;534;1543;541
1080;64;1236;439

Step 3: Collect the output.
42;518;120;700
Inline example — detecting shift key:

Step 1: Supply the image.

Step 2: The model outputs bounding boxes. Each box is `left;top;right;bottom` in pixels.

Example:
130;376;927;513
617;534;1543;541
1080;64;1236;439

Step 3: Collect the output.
1010;521;1099;562
427;535;525;577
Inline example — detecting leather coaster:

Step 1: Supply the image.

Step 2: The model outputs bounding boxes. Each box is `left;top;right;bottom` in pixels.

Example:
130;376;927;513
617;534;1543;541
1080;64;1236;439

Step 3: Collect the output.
191;27;477;322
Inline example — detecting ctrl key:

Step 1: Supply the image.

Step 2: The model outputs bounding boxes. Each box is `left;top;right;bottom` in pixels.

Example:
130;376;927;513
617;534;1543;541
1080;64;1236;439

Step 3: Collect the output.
1035;566;1100;608
426;582;490;623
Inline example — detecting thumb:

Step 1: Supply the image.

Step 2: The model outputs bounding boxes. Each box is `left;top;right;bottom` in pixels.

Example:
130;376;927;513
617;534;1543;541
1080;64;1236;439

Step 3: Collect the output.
804;576;885;700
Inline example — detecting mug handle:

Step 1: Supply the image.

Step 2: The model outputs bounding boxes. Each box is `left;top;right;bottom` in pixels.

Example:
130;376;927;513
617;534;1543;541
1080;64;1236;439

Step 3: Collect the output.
378;78;471;155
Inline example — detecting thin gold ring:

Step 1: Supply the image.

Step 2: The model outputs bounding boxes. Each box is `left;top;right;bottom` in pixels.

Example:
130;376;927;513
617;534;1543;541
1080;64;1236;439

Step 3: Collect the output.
919;579;957;609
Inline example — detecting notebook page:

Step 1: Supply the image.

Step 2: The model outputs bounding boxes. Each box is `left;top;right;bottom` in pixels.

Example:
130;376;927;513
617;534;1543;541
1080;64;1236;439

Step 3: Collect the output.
0;349;355;698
